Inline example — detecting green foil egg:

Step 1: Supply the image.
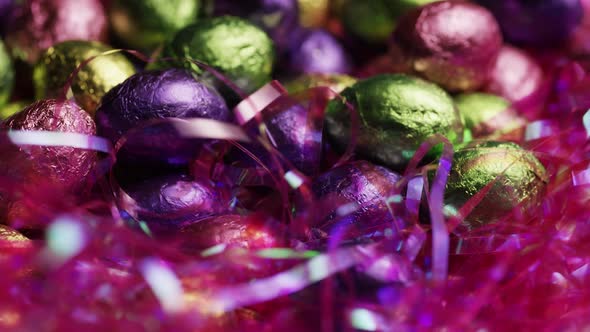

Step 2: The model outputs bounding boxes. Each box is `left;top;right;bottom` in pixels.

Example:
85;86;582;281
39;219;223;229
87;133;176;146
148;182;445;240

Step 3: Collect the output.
285;73;357;95
0;41;14;107
110;0;201;50
454;92;524;138
446;141;547;228
340;0;438;43
161;16;275;94
325;74;463;170
33;40;136;116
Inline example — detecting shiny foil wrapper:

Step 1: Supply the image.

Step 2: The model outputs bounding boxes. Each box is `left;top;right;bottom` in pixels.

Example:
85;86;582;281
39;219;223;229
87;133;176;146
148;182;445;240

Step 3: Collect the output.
125;174;228;234
110;0;201;50
0;99;97;189
390;1;503;92
446;141;548;228
0;225;29;245
325;74;463;171
287;29;351;75
4;0;108;63
285;73;356;94
179;214;285;251
163;16;275;94
96;69;230;144
311;160;402;241
454;92;525;138
96;69;230;166
210;0;299;54
34;40;136;116
0;40;13;107
484;45;545;104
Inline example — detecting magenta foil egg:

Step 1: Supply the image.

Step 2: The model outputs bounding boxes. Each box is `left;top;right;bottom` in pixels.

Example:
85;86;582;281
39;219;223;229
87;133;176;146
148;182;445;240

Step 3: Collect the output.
0;99;97;189
484;45;545;104
4;0;108;63
390;1;503;92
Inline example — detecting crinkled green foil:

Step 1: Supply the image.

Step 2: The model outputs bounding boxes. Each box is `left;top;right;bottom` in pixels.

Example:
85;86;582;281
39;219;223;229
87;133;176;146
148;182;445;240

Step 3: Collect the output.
446;141;548;227
454;92;510;131
33;41;136;116
161;16;275;94
325;74;463;170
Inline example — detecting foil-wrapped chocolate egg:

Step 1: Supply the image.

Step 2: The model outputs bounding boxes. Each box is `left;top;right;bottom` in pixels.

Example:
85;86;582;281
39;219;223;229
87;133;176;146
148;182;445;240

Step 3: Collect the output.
325;74;463;171
162;16;275;94
0;99;97;189
285;73;356;94
476;0;583;47
287;29;351;75
454;93;525;138
179;214;284;250
125;174;229;234
311;160;402;241
211;0;299;54
96;69;230;144
4;0;108;63
484;46;545;104
390;1;503;92
340;0;438;44
109;0;201;51
34;40;136;116
229;94;323;175
96;69;230;166
446;141;547;228
0;40;13;107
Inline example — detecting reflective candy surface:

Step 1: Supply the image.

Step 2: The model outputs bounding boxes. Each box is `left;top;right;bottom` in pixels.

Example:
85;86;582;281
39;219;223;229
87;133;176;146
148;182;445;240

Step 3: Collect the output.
34;40;136;115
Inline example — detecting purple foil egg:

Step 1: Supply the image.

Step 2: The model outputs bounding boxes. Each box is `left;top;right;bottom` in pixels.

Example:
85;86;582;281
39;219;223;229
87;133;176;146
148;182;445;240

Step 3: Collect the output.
212;0;300;53
476;0;583;47
311;160;402;241
391;1;503;92
229;95;323;176
125;174;229;234
484;45;545;104
288;29;352;75
95;69;231;165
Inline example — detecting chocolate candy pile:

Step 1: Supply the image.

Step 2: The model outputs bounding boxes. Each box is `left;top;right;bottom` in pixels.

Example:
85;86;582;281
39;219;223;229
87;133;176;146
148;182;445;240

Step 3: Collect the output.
0;0;589;330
